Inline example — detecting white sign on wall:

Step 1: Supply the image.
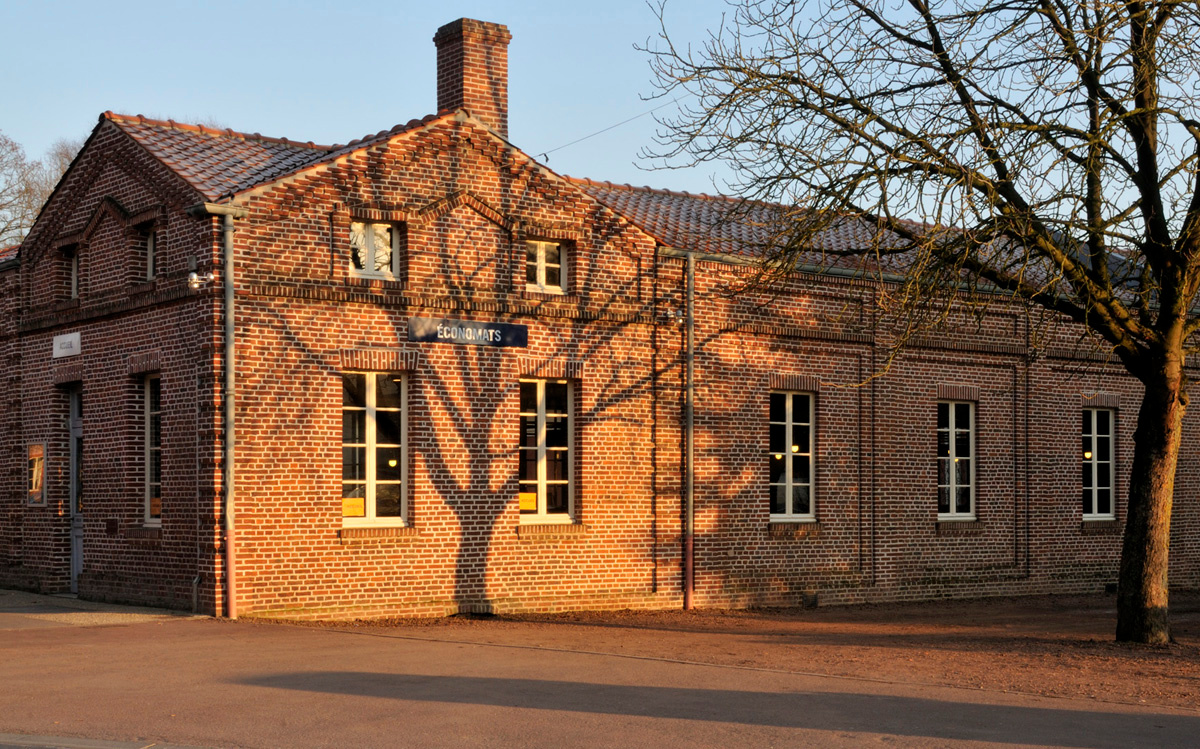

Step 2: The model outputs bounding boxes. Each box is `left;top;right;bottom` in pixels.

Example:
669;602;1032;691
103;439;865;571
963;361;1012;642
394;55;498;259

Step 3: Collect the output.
52;332;81;359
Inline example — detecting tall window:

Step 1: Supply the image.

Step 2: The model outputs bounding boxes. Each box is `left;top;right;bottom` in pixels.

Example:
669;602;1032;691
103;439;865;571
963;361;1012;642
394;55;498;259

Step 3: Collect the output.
1082;408;1115;519
145;230;157;280
145;375;162;525
525;240;566;293
769;392;815;519
342;373;406;524
937;401;974;519
70;251;80;298
518;380;573;520
349;222;400;278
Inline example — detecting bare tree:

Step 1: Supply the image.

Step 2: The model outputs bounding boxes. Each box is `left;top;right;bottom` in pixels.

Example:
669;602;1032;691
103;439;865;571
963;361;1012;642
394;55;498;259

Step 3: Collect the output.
0;130;45;247
647;0;1200;643
0;133;83;248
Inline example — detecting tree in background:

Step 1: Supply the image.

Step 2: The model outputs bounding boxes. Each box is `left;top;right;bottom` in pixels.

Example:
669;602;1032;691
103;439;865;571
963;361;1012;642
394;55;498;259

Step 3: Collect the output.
0;131;83;247
647;0;1200;643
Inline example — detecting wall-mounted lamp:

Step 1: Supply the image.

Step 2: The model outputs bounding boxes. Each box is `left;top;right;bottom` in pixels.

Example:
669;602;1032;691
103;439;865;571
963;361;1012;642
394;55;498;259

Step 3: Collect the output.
187;271;216;290
663;309;685;326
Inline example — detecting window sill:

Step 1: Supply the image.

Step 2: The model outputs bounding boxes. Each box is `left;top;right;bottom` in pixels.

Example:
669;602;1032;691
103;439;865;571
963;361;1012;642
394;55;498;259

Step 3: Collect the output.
516;522;587;539
936;519;982;535
1081;518;1121;534
768;521;820;538
338;525;418;544
346;274;403;288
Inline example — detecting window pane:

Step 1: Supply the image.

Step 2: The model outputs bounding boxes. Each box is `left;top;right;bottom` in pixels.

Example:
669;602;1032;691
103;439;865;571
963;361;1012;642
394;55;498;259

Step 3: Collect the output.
956;487;972;514
937;431;949;458
1097;436;1111;462
793;394;810;423
376;447;402;482
350;222;367;270
938;486;950;514
1097;409;1111;433
375;483;402;517
547;449;568;480
1082;487;1092;515
150;453;161;484
520;382;537;413
955;403;971;428
955;457;971;486
546;383;568;414
526;261;538;284
769;393;786;423
342;446;365;481
794;455;810;484
938;402;949;429
545;483;568;514
372;224;392;272
376;375;403;408
1082;435;1092;460
938;457;949;487
342;483;365;517
1097;462;1111;490
769;453;785;483
546;265;561;288
149;414;161;447
544;243;560;265
1083;410;1092;433
343;374;366;407
770;484;787;515
955;431;970;458
794;425;810;453
520;416;538;448
519;449;538;481
148;379;161;411
1082;463;1093;489
792;486;811;516
343;411;365;444
375;410;402;446
1097;489;1112;515
770;423;786;453
546;416;568;448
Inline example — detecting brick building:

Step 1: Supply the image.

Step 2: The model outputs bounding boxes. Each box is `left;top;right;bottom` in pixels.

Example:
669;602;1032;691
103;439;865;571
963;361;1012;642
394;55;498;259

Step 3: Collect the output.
1;18;1197;618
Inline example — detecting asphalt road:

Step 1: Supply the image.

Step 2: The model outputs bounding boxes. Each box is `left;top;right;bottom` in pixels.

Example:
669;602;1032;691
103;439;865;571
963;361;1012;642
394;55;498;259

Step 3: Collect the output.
1;590;1196;748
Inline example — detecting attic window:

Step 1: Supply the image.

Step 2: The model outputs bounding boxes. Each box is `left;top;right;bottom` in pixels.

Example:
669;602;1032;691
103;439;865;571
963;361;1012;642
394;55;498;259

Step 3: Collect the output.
350;221;401;279
526;240;567;294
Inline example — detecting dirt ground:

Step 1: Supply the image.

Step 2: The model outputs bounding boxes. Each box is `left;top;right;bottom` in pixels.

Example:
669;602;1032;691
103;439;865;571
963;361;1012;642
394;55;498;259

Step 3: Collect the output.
296;591;1200;711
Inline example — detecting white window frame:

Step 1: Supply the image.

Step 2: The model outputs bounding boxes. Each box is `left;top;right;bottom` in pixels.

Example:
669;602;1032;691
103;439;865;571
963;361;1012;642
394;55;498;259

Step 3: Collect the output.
1082;408;1116;520
525;240;566;294
144;374;162;527
518;379;574;523
341;372;408;527
349;221;400;280
937;400;976;520
768;391;816;521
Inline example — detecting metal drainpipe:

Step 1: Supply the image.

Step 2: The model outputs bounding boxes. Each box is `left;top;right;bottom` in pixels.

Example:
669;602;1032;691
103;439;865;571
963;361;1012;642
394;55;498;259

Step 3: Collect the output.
189;201;246;619
684;251;695;610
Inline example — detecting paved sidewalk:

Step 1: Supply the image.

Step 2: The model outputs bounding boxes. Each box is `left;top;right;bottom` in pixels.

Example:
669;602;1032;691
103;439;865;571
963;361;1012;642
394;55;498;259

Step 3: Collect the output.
2;591;1197;748
0;589;194;630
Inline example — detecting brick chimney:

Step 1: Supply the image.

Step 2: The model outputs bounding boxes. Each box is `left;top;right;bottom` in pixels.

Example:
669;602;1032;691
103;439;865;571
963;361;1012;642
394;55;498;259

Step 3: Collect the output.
434;18;513;140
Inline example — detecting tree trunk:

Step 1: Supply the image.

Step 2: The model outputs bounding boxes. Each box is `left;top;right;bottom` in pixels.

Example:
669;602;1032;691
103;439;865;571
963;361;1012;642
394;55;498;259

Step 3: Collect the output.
1116;361;1185;644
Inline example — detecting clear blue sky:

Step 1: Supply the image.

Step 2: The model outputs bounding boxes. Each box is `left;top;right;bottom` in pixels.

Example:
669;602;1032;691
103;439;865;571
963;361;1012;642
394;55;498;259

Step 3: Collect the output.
0;0;736;194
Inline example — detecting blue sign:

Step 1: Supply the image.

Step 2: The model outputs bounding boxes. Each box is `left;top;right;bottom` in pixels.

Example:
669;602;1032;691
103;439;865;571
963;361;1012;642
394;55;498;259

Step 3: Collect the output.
408;317;528;347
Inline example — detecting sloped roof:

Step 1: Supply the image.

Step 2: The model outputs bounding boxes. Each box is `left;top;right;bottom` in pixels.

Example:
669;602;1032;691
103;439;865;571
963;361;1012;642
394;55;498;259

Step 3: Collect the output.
569;177;917;274
103;111;450;201
0;244;18;263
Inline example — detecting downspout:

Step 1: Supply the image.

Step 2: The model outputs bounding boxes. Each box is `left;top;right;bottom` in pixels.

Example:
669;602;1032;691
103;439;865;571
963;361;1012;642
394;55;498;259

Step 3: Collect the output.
684;251;695;609
188;201;247;619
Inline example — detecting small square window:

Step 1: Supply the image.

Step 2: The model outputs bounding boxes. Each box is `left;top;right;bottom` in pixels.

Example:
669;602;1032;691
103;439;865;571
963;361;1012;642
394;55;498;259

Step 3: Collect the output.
526;240;567;294
350;222;401;279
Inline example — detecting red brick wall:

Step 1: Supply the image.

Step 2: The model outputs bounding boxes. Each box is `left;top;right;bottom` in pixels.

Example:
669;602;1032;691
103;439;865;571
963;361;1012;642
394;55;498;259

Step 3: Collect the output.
4;112;1197;618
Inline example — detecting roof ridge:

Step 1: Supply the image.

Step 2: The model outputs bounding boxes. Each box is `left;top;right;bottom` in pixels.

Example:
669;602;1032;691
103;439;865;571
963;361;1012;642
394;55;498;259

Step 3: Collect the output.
565;175;752;204
101;111;335;151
